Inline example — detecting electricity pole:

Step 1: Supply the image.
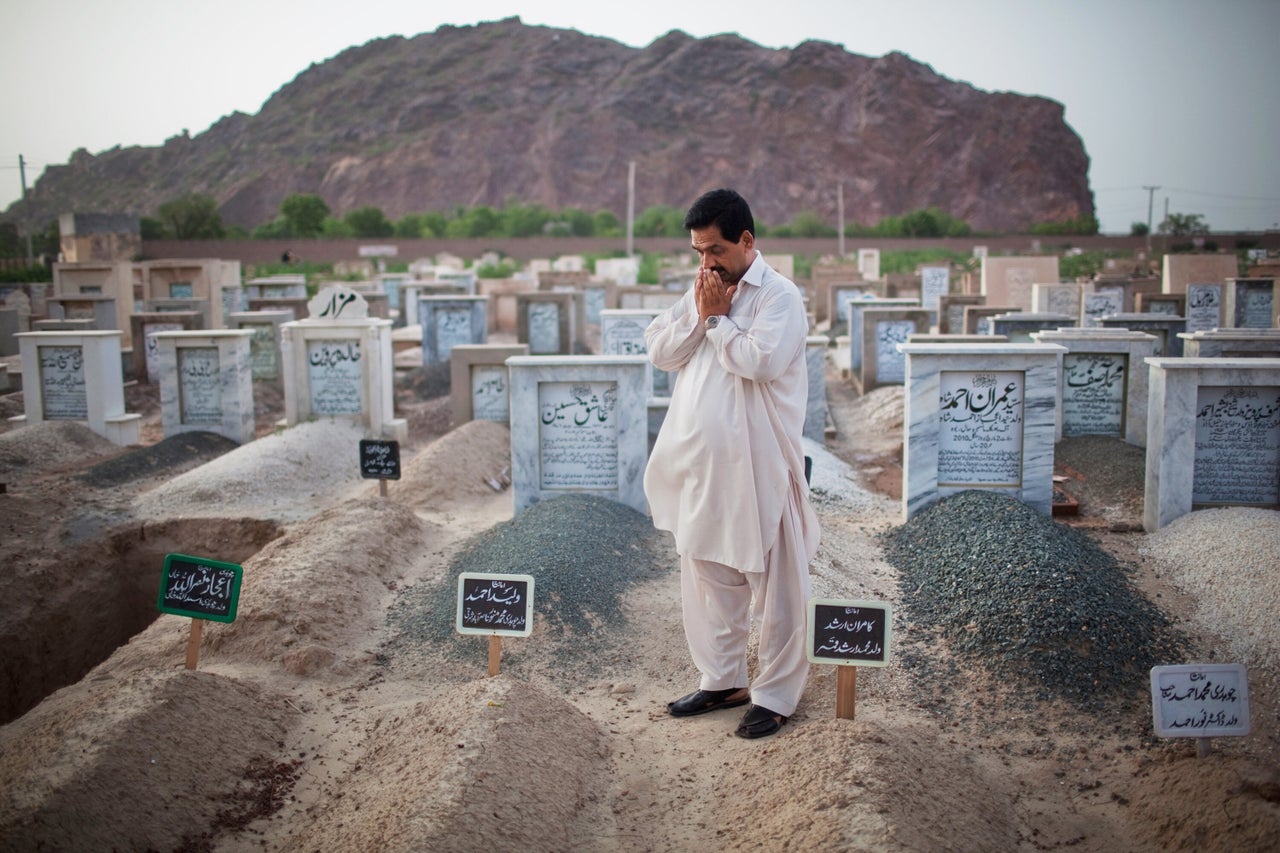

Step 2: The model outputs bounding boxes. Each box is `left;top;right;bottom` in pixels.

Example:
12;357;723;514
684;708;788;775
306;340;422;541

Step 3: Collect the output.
837;182;845;258
626;160;635;258
1142;185;1159;256
19;154;33;264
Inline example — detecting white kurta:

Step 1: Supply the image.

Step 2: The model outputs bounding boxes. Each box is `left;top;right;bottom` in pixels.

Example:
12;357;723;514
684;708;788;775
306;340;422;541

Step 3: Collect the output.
643;252;820;572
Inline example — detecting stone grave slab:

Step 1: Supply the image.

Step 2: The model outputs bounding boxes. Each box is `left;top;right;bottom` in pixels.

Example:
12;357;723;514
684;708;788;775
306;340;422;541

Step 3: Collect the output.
152;330;255;444
12;331;140;445
900;342;1064;519
507;355;651;515
449;343;529;426
1032;328;1156;445
1144;358;1280;530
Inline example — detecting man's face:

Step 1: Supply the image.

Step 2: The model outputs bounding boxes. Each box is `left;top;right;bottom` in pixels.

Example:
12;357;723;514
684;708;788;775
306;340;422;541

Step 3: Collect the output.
690;224;755;285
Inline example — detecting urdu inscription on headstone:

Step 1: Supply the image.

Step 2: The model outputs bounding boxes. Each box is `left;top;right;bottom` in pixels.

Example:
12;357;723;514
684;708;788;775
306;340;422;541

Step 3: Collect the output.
245;323;278;378
921;267;949;313
471;365;510;422
38;345;88;419
601;315;669;395
528;302;561;354
178;347;222;424
434;308;473;361
875;320;914;384
144;322;183;382
1192;385;1280;506
1235;281;1274;329
1083;291;1124;327
1062;353;1126;437
937;370;1025;487
538;381;619;490
307;340;363;415
1185;284;1222;333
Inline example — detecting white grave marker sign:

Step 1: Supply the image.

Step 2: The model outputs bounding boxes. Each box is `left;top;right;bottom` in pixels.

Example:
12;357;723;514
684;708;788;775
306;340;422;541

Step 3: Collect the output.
1151;664;1250;738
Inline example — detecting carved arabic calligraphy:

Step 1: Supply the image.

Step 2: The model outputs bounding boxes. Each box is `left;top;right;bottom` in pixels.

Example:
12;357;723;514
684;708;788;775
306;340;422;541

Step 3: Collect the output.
307;340;364;415
178;347;222;425
1192;385;1280;506
938;370;1025;486
38;345;88;420
538;381;619;490
1062;353;1126;437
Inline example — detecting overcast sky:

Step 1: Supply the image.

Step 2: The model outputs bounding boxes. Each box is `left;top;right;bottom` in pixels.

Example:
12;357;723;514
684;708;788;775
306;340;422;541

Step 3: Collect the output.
3;0;1278;233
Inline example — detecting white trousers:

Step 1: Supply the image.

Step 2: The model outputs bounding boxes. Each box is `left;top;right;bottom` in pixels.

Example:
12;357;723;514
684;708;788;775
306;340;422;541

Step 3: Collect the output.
679;502;812;717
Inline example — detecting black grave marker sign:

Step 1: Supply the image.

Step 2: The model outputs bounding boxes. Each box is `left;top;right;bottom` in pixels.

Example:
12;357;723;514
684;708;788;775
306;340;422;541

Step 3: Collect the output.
807;599;892;666
456;572;535;637
157;553;243;623
359;439;401;480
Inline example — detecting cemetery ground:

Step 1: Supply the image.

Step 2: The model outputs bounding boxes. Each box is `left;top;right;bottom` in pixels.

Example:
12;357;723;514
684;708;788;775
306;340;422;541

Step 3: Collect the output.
1;352;1278;851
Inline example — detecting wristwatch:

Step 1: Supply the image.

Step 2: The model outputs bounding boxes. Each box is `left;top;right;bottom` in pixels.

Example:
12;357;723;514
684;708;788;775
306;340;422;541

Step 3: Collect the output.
704;315;724;330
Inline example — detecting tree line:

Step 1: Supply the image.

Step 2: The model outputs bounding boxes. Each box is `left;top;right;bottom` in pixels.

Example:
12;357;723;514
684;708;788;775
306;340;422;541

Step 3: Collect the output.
138;193;1109;242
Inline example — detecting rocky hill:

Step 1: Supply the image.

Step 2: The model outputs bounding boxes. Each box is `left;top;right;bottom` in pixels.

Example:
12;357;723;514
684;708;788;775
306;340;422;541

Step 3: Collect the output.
13;17;1094;232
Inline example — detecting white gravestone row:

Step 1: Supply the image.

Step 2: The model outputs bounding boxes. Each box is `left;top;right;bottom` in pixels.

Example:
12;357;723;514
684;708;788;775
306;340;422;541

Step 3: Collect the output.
1145;359;1280;530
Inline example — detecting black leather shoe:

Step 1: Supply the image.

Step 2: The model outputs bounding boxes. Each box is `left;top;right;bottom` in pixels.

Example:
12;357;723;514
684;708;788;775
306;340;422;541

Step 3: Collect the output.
735;704;788;738
667;687;750;717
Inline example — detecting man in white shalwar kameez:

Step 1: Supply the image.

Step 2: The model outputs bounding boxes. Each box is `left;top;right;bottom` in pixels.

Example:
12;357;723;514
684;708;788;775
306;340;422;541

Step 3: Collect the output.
643;189;820;739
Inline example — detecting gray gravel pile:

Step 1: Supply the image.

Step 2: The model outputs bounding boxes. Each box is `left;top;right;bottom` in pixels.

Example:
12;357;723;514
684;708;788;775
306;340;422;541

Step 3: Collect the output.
386;493;673;656
881;489;1189;711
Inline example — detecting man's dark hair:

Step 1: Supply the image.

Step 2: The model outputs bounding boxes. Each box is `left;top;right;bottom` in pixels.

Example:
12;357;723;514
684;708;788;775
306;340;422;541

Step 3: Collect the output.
683;188;754;243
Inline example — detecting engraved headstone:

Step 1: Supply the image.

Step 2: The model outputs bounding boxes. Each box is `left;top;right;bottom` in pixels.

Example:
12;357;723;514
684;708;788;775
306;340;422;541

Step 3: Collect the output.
874;320;914;384
144;322;183;382
177;347;222;424
1082;290;1123;327
920;267;949;314
528;302;561;354
471;365;510;423
38;345;88;419
1062;353;1126;437
1185;284;1223;333
1192;385;1280;506
937;370;1025;487
538;381;619;490
307;340;364;414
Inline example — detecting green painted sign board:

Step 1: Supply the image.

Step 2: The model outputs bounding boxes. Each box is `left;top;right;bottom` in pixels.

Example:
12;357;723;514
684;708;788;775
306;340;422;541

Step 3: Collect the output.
157;553;243;623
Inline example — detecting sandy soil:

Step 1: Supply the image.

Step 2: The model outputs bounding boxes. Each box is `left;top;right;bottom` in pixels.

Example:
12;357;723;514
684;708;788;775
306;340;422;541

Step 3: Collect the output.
0;359;1278;852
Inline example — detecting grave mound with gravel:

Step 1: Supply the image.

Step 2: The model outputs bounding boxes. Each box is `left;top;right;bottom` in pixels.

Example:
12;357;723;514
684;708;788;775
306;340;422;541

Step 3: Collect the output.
880;489;1189;711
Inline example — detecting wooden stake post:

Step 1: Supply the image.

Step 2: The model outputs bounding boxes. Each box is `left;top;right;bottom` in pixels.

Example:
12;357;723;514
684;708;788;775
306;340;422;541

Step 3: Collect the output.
185;619;204;670
835;666;858;720
488;635;503;677
456;573;536;677
807;599;892;721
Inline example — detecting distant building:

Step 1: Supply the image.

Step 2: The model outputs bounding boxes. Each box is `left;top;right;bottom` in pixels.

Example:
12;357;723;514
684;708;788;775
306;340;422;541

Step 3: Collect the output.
59;212;140;263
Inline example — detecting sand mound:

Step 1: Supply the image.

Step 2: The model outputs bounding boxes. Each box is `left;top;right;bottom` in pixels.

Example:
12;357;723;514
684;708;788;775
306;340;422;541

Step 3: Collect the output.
132;419;370;522
0;421;120;478
383;418;511;510
0;669;294;852
203;498;441;670
289;677;603;852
